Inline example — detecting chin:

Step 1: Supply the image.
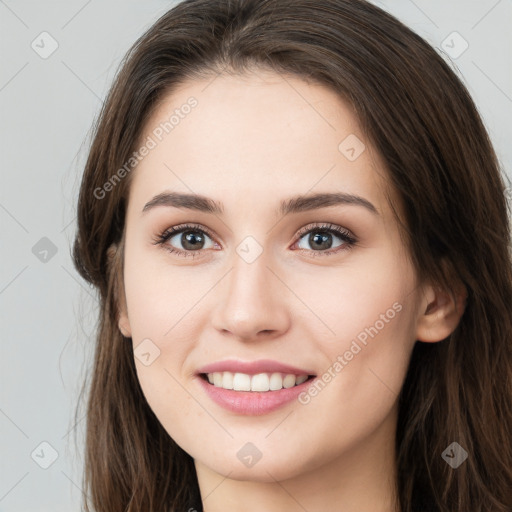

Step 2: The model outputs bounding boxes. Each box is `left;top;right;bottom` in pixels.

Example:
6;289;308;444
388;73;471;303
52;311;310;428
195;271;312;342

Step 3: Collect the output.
197;452;311;483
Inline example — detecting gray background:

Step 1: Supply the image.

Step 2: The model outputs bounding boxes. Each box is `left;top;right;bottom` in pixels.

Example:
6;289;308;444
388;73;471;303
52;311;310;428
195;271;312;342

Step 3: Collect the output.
1;1;511;510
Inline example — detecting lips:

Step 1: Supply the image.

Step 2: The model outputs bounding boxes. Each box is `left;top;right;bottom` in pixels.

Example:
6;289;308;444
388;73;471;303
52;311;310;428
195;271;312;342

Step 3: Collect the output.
195;359;317;415
195;361;316;416
196;358;316;376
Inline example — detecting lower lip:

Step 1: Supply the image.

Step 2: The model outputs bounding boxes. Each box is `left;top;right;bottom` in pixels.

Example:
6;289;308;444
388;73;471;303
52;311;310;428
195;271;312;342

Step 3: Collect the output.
196;375;315;415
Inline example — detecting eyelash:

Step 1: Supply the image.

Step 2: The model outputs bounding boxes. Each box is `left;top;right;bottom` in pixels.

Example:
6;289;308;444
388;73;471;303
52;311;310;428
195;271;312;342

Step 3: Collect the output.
152;222;357;259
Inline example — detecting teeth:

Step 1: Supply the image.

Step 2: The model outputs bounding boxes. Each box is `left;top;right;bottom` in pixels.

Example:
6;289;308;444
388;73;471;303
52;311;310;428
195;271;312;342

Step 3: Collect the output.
222;371;234;390
206;371;310;392
283;374;296;388
269;372;282;391
251;373;270;392
295;375;308;385
213;373;223;387
232;372;251;391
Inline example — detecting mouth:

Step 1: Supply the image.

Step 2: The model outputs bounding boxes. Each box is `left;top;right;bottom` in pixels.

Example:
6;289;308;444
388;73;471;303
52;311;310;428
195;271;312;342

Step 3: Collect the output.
199;371;317;392
194;359;318;414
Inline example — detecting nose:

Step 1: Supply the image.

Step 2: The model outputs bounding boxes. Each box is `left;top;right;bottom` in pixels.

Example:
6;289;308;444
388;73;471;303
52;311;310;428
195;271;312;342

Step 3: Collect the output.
210;251;291;342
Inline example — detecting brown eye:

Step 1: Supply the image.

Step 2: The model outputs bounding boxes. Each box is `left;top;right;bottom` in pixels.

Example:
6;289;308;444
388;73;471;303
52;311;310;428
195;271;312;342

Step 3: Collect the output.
165;228;215;253
294;223;357;256
176;230;208;251
153;223;217;257
299;231;338;251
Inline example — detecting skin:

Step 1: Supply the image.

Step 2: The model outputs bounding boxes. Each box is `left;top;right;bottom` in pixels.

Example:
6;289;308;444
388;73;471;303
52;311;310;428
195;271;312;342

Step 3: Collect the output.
116;69;465;512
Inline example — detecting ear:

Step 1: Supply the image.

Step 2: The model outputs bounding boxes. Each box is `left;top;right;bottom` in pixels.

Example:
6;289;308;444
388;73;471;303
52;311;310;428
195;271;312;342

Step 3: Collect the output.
415;279;467;343
107;243;132;338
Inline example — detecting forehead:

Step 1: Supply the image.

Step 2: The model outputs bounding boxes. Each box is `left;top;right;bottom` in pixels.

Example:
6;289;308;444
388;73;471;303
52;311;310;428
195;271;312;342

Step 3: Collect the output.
128;70;392;217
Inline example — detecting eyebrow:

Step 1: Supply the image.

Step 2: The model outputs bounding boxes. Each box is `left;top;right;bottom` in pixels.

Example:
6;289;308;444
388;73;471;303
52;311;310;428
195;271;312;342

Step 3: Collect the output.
142;191;379;217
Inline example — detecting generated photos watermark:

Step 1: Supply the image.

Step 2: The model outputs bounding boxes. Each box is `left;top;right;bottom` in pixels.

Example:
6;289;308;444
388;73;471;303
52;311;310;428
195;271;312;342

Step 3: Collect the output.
298;301;403;405
94;96;198;200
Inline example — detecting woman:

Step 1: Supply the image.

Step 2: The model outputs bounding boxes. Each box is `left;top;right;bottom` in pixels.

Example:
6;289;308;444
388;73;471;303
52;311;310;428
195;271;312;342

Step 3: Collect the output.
72;0;512;510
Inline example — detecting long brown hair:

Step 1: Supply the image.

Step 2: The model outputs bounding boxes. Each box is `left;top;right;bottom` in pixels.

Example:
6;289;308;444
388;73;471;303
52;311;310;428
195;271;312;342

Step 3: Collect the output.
72;1;512;510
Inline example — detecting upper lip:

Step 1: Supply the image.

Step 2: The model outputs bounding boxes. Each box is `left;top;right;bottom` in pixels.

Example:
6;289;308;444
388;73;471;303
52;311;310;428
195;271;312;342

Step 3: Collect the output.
196;359;316;376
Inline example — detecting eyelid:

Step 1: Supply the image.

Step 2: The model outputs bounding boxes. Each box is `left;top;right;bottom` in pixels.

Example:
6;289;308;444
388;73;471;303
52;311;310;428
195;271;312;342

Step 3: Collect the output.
157;222;217;243
294;222;355;242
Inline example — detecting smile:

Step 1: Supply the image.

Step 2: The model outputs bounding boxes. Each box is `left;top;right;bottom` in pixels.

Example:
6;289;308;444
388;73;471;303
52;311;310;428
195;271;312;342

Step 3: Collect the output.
202;371;311;391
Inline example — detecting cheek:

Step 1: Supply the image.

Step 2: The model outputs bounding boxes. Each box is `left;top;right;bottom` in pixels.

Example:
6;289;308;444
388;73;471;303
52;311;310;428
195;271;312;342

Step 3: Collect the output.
121;246;192;409
123;243;201;342
289;251;417;419
284;291;416;481
287;246;415;348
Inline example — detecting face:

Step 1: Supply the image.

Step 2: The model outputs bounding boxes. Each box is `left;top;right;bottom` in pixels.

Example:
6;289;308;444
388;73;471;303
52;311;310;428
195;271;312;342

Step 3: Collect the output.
118;70;429;483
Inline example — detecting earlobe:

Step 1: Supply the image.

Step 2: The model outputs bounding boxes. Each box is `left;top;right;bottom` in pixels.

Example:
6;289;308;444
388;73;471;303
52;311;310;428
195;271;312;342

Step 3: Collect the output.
415;282;467;343
118;314;132;338
106;242;132;338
